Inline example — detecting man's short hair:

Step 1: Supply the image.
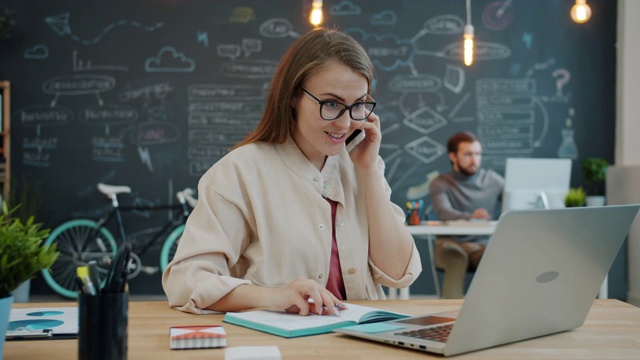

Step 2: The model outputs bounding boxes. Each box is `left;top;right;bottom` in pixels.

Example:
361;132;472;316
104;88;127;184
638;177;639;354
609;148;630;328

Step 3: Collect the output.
447;131;479;154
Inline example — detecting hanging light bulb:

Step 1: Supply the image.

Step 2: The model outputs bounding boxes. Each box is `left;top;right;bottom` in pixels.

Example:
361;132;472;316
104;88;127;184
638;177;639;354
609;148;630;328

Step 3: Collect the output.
309;0;324;27
463;0;474;66
463;24;474;66
570;0;592;24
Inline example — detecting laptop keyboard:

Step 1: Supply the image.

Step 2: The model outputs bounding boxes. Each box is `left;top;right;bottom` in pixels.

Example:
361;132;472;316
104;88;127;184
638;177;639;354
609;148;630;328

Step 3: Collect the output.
395;324;453;343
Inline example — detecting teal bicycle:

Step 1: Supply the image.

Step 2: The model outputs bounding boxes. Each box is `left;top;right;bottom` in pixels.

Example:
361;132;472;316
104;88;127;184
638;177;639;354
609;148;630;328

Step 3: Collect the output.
41;183;197;299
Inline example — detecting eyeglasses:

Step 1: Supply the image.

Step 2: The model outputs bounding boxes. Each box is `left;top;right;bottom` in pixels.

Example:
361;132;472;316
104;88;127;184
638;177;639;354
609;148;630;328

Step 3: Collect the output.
300;87;376;121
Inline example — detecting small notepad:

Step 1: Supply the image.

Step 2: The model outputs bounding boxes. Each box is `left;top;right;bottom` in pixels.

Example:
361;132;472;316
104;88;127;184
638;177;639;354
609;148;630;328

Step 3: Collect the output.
225;346;281;360
169;325;227;350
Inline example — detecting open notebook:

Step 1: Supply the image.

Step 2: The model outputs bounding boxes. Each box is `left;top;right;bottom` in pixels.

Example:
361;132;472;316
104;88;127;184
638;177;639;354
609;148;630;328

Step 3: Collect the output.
336;205;640;356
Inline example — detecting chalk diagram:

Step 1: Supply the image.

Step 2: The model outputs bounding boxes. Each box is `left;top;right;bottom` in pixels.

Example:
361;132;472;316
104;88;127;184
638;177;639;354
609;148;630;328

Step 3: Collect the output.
215;18;290;80
24;44;49;59
186;84;267;177
145;46;195;73
482;0;515;31
17;13;183;168
15;105;72;167
43;74;116;107
181;15;280;177
45;12;164;45
335;1;574;201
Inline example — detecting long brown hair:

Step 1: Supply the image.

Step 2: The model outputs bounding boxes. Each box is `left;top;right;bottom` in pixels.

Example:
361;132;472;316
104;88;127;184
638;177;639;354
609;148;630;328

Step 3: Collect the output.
232;28;374;149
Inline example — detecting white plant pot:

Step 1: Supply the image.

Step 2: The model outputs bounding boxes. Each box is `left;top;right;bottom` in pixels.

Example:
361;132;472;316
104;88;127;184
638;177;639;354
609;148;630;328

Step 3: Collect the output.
586;195;606;207
10;280;30;303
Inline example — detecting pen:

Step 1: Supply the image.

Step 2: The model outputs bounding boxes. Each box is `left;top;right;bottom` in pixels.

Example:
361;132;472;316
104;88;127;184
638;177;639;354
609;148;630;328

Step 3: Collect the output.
87;260;101;290
75;277;86;294
104;241;131;294
83;275;97;295
77;266;97;295
320;303;347;317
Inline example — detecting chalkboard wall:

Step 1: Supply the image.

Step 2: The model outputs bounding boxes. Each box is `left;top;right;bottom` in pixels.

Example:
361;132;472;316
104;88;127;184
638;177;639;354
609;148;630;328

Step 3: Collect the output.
0;0;619;297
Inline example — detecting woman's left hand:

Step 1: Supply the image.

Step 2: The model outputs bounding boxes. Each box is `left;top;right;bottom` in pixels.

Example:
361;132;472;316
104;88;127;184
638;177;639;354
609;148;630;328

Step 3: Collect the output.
348;112;381;169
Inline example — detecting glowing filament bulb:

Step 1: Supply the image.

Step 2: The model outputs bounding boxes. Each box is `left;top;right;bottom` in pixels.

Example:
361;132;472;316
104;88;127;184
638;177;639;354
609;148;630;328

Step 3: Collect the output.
570;0;592;24
463;25;474;66
309;0;324;27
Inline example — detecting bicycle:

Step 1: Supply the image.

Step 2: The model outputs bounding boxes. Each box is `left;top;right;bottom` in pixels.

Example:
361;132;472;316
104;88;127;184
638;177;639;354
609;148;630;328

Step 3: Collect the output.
41;183;197;299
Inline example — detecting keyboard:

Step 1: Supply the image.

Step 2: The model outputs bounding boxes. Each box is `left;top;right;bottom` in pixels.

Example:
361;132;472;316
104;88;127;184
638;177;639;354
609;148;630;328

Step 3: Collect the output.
395;324;453;343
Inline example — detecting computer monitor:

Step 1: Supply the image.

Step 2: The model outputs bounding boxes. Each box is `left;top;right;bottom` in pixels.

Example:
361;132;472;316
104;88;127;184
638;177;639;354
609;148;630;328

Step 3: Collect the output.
501;158;572;213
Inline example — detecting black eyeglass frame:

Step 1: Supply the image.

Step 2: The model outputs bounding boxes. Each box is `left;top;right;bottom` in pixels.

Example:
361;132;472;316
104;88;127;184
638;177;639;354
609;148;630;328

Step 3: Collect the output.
299;87;376;121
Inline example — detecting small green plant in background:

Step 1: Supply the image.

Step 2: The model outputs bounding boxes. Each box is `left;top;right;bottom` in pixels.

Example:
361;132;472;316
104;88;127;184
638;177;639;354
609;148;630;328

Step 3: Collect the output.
0;8;16;42
0;203;58;298
582;157;609;196
565;187;586;207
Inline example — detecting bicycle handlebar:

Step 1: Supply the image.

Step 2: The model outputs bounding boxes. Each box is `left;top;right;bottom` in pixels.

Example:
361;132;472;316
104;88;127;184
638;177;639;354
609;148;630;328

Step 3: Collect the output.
177;188;198;208
98;183;197;209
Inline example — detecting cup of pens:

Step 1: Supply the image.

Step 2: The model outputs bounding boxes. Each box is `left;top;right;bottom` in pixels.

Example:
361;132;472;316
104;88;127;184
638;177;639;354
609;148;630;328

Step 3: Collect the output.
406;200;424;226
78;242;131;360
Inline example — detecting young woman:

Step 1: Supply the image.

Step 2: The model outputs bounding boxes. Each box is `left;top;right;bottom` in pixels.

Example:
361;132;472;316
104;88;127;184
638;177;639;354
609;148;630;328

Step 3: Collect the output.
162;28;421;315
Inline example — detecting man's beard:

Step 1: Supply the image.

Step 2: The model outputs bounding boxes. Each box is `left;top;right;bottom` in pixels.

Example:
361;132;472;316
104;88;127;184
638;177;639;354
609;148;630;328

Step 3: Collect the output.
459;165;478;176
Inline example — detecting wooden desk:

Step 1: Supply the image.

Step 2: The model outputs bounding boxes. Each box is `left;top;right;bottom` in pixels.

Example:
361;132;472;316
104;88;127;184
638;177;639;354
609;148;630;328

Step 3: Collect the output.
4;300;640;359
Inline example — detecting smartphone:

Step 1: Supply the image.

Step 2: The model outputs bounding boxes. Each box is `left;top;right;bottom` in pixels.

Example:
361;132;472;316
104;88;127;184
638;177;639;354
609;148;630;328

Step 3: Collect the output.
345;129;365;152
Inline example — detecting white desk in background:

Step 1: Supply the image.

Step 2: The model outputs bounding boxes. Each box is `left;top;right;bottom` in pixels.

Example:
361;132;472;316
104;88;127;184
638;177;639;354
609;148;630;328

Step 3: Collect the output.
391;220;608;300
388;221;496;300
408;220;497;237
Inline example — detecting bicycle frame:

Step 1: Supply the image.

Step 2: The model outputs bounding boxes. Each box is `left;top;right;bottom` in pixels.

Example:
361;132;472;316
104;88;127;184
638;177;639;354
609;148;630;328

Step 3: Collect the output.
42;184;196;299
110;202;190;259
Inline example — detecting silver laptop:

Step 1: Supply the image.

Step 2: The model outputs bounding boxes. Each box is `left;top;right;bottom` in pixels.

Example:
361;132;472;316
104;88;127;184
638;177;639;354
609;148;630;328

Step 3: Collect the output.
335;205;640;356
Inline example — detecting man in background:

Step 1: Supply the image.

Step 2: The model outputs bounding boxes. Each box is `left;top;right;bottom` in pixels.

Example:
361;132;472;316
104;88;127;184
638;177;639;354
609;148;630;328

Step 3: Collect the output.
429;131;504;298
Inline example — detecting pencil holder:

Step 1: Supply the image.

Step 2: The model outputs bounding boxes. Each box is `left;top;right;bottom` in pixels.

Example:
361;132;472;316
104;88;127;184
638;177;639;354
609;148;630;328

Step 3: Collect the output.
78;292;128;360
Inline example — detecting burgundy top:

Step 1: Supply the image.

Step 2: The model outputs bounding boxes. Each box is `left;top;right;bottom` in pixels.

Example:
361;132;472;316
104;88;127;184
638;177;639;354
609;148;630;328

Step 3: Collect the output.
324;197;346;300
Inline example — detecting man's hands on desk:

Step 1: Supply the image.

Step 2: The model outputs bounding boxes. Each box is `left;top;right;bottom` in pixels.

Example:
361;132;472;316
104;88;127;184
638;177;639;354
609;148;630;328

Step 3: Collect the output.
416;208;492;226
470;208;491;220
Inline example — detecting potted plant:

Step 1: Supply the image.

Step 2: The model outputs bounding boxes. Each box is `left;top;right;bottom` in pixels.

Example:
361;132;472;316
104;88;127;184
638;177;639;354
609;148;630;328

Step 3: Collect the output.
582;157;609;206
0;203;58;355
565;187;586;207
0;8;16;42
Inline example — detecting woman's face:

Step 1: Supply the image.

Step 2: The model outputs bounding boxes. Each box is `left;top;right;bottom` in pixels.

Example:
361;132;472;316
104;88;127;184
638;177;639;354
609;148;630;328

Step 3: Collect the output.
292;60;368;171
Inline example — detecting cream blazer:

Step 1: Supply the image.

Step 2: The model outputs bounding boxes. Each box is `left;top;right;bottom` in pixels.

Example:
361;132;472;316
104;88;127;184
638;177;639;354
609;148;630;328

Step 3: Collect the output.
162;138;422;314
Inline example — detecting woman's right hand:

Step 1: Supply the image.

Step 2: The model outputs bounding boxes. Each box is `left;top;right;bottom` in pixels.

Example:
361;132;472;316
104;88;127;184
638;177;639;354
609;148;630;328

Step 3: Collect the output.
269;277;345;316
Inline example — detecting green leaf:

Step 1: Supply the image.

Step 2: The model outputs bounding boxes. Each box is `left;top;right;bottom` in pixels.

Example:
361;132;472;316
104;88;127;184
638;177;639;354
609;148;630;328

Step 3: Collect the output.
0;205;58;298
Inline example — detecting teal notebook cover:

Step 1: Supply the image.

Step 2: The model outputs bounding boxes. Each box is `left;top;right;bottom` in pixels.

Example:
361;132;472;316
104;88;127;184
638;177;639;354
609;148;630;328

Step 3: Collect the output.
223;303;409;338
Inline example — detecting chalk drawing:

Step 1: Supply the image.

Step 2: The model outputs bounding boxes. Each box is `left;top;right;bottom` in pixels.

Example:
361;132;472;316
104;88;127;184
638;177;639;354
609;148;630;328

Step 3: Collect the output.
259;18;299;38
330;1;362;16
482;0;515;31
24;44;48;59
444;65;465;93
346;28;415;72
229;7;255;23
45;12;163;45
145;47;195;73
73;50;128;71
371;10;397;26
197;31;209;48
42;74;116;106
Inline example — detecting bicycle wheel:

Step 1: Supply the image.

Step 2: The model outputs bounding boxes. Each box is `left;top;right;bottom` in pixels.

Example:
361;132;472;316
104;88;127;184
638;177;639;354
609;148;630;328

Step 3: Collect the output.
159;224;185;272
41;219;118;299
